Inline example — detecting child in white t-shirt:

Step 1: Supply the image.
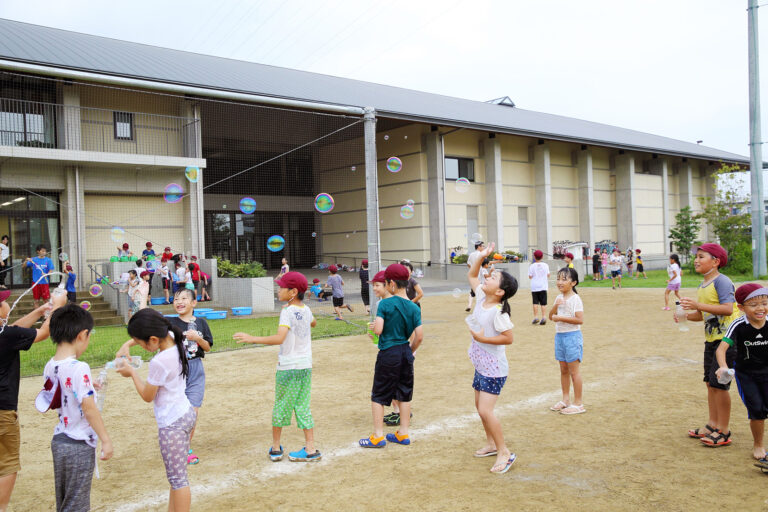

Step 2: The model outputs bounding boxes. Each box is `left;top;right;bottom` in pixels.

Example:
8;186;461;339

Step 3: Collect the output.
548;267;586;415
528;249;550;325
467;242;518;474
609;248;623;290
160;262;171;304
117;308;195;511
664;253;682;310
234;271;320;463
40;305;112;512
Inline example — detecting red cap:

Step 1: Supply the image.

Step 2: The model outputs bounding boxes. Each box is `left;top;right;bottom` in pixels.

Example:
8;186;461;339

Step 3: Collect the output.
533;250;543;259
735;283;768;305
362;259;368;266
695;243;728;268
65;264;73;271
140;270;151;278
122;243;129;249
0;289;11;304
565;252;574;260
635;248;641;254
384;263;409;281
275;271;308;293
146;242;152;247
191;255;198;260
312;278;320;284
164;247;171;251
329;265;338;273
371;271;386;283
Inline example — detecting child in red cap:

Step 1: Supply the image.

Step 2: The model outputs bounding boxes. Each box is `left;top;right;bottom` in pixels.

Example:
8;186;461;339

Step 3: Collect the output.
234;272;321;462
634;248;647;279
161;247;173;263
326;265;352;320
360;263;423;449
715;283;768;460
142;242;155;260
117;243;132;258
678;243;742;446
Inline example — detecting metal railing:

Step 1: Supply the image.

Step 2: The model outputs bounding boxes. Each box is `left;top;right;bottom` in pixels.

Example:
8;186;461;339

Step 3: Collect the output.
0;97;200;158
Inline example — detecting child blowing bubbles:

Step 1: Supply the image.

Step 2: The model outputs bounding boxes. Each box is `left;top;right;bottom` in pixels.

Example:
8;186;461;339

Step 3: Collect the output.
715;284;768;460
117;309;195;512
466;242;518;474
233;272;321;462
548;267;586;415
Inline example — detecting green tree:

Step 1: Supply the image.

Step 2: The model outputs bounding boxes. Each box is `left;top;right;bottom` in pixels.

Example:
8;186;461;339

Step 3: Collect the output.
668;206;700;263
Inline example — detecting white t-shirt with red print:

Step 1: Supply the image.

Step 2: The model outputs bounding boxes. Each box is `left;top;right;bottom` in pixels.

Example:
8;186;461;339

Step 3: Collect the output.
42;356;99;447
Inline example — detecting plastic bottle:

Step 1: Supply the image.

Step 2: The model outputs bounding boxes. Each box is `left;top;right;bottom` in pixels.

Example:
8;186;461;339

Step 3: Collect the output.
95;370;107;411
45;284;68;318
465;315;482;332
718;368;736;385
367;326;379;345
104;355;142;370
675;301;689;332
185;321;200;358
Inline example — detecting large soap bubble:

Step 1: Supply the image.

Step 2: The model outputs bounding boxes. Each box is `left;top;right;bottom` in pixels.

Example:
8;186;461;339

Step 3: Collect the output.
314;193;334;213
239;197;257;214
164;183;184;203
267;235;285;252
386;157;402;173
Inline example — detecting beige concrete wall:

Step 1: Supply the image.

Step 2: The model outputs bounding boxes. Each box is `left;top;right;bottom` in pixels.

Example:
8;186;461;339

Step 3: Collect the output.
634;172;665;254
499;134;535;252
444;130;485;254
592;147;616;242
549;141;580;242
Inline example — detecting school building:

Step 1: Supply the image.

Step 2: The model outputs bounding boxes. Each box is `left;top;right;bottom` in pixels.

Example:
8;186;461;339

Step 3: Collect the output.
0;18;748;288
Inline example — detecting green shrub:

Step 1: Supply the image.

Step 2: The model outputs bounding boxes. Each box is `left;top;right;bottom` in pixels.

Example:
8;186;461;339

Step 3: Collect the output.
453;254;468;264
216;257;267;278
723;240;752;276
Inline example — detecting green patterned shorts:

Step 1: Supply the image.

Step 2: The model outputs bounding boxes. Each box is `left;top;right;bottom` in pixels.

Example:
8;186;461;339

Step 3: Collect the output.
273;369;314;429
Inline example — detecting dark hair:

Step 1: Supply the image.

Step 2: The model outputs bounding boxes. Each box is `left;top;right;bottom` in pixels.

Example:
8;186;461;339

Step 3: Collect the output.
481;258;490;267
128;270;137;277
670;253;681;266
399;260;414;271
1;235;7;242
127;309;188;378
136;259;143;267
387;278;409;289
474;241;484;249
173;288;196;301
296;291;306;300
35;244;47;252
556;267;580;294
497;270;518;316
50;304;94;344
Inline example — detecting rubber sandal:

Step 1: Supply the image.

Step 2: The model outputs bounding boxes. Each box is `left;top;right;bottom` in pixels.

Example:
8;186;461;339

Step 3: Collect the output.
754;457;768;473
474;449;498;458
688;424;716;439
385;413;401;426
560;404;586;415
531;319;539;325
701;429;732;447
187;454;199;465
268;445;284;461
539;319;546;325
491;453;517;474
549;400;569;411
288;447;322;462
359;435;386;448
385;431;410;445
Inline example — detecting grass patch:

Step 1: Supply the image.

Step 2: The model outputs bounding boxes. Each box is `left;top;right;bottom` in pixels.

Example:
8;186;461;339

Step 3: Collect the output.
20;315;366;378
577;269;762;288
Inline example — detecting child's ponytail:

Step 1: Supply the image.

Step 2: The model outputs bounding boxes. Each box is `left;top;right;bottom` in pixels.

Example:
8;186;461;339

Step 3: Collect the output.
498;271;518;316
127;308;189;378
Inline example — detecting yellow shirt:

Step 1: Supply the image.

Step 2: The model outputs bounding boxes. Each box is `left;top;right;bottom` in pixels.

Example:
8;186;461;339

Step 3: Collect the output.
696;274;741;343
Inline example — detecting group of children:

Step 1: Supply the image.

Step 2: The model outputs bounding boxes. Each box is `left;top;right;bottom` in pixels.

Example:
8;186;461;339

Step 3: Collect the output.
590;247;648;284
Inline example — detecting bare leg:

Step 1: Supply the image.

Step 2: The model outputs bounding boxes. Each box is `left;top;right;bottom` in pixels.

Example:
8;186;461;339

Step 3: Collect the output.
568;361;583;406
169;486;191;512
707;383;719;428
540;305;547;320
398;401;411;436
473;389;497;455
272;426;282;452
476;391;511;472
392;399;400;414
713;387;731;433
559;361;571;403
371;402;385;438
750;419;766;459
189;406;199;442
0;473;17;512
664;289;670;308
303;428;316;454
531;304;538;320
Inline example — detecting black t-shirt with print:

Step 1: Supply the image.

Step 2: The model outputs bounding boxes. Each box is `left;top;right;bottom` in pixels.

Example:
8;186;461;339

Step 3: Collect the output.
723;316;768;375
169;316;213;360
0;326;37;410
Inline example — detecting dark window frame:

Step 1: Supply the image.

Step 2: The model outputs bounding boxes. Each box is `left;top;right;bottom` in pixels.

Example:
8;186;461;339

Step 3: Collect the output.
113;111;134;140
444;156;475;182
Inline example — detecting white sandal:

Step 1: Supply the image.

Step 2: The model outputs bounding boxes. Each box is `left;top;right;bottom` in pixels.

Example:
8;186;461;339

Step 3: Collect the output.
549;400;569;411
560;404;586;415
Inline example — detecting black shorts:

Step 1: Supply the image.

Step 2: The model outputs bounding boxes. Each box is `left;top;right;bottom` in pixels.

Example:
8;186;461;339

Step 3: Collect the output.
704;341;736;390
470;290;476;298
332;297;344;308
361;287;370;306
67;291;77;303
371;343;414;405
162;278;170;290
735;371;768;420
532;290;547;306
637;264;644;273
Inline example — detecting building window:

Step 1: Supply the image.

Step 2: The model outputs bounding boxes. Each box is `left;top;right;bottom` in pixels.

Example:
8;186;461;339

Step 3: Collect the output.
445;157;474;181
113;112;133;140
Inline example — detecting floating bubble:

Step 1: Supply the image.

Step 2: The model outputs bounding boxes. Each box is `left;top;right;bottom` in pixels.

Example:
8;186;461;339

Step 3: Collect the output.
452;288;463;299
386;157;402;173
110;227;125;243
314;193;334;213
351;166;356;172
400;205;415;220
145;260;158;271
384;134;390;141
311;232;317;238
89;284;103;298
404;135;408;140
239;197;257;214
59;253;68;262
406;199;414;206
184;166;200;183
470;233;483;244
455;177;470;193
345;234;350;238
267;235;285;252
79;301;91;311
163;183;184;203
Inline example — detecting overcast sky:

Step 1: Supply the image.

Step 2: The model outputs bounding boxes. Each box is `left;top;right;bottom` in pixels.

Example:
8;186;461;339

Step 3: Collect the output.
1;1;766;160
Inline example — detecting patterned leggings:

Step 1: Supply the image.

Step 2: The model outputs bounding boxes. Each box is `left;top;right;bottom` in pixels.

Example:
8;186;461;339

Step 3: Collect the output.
158;407;196;490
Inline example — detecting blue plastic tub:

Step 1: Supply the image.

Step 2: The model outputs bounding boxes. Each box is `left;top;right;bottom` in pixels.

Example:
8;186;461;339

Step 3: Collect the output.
194;308;213;316
206;310;227;320
231;307;252;316
164;314;179;318
150;297;166;305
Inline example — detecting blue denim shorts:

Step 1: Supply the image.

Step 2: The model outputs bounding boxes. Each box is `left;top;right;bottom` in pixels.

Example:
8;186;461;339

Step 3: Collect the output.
185;357;206;407
472;370;507;395
555;331;583;363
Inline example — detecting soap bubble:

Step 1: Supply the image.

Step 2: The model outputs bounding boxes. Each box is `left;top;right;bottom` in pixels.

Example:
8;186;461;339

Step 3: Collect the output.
470;233;483;244
406;199;414;206
239;197;257;214
110;227;125;243
311;232;317;238
163;183;184;203
384;134;390;141
184;166;200;183
455;178;470;193
452;288;463;298
145;260;158;271
351;166;356;171
345;234;350;238
59;252;68;262
404;136;408;140
400;205;415;220
89;284;103;298
386;157;402;173
79;301;91;311
267;235;285;252
314;193;334;213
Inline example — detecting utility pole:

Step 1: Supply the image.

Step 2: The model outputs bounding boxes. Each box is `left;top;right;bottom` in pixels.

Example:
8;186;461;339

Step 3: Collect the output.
363;107;381;317
748;0;766;277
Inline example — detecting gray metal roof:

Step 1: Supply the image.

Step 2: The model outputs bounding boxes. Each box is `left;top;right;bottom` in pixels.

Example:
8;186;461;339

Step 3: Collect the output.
0;18;748;163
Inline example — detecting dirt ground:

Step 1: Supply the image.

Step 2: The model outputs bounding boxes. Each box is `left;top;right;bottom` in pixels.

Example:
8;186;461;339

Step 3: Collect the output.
12;286;768;511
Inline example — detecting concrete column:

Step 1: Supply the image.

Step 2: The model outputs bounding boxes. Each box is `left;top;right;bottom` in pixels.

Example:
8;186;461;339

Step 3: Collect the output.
181;102;205;258
576;148;594;249
61;166;86;287
483;136;504;249
425;130;447;264
533;143;552;254
702;163;718;241
650;158;670;254
57;84;81;150
615;153;636;250
678;160;693;209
